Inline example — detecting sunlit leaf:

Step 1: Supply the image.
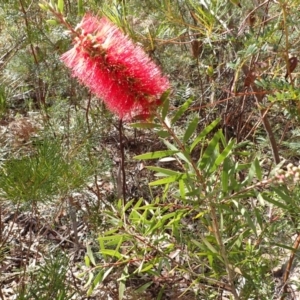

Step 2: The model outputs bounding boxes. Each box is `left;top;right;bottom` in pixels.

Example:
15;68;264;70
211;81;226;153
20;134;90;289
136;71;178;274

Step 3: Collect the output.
78;0;84;16
171;98;193;125
100;249;123;259
191;119;220;151
161;90;170;120
57;0;64;13
183;116;199;142
86;244;96;266
134;150;178;160
135;282;153;293
149;174;187;186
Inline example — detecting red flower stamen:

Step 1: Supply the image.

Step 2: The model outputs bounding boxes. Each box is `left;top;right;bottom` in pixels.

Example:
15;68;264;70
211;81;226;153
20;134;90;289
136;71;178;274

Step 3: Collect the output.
61;14;169;120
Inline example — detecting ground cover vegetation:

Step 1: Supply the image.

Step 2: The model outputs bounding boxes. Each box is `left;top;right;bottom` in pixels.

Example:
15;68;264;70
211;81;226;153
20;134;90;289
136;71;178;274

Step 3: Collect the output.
1;0;300;299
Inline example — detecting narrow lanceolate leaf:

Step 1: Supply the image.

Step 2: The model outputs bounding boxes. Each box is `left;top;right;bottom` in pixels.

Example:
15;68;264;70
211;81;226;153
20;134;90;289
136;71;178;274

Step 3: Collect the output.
91;270;105;291
57;0;64;13
119;265;128;300
149;174;187;186
183;116;199;143
103;266;114;282
221;157;230;193
190;118;220;151
100;249;122;259
78;0;84;16
134;150;178;160
161;90;170;120
156;130;170;138
200;237;220;256
273;187;292;204
86;244;96;266
163;140;192;164
179;179;186;199
198;130;221;172
146;166;183;176
119;279;126;300
135;282;153;293
210;138;235;173
171;98;193;125
254;158;262;181
46;19;58;26
262;195;288;209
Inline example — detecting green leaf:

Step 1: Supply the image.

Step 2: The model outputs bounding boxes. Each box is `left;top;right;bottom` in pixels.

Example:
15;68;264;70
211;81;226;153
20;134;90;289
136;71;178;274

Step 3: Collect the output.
103;266;114;282
163;140;191;164
119;280;126;300
84;272;94;289
157;287;165;300
119;266;128;300
161;91;170;120
134;150;178;160
46;19;58;26
84;255;90;267
123;199;135;212
140;263;155;273
100;249;123;259
245;44;258;56
254;158;262;181
92;270;105;290
57;0;64;13
86;244;96;266
198;130;221;173
211;138;235;173
39;3;49;10
78;0;84;16
149;174;187;186
221;157;230;193
272;243;297;251
179;179;186;199
146;166;183;176
135;282;153;293
273;187;292;204
171;98;193;125
232;200;257;235
257;193;265;206
191;119;220;151
156;130;170;138
200;237;219;255
183;116;199;142
99;234;126;247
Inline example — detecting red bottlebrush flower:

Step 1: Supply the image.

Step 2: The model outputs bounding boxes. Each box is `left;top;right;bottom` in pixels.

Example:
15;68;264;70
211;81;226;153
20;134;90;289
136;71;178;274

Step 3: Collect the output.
61;14;169;120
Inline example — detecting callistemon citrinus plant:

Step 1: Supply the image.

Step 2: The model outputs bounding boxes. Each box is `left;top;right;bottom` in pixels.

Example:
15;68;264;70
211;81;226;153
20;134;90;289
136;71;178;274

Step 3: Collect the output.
61;14;169;120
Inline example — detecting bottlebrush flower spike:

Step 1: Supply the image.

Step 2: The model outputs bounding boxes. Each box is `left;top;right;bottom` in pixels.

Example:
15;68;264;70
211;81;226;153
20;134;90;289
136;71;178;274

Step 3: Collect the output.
61;14;169;120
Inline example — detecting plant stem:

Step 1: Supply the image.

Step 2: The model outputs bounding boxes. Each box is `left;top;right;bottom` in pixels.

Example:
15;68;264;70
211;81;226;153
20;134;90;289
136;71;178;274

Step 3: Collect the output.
118;119;126;202
280;232;300;300
242;65;280;164
158;113;239;299
210;204;240;299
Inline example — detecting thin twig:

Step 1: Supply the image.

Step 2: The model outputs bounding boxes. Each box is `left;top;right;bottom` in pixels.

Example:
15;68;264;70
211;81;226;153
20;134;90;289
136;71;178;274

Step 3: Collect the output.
19;0;46;106
242;65;280;164
118;119;126;202
157;113;240;299
280;232;300;300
